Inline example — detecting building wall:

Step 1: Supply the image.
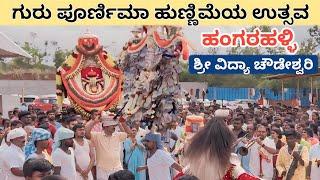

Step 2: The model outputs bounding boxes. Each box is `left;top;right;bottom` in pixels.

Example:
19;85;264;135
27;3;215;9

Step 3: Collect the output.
179;82;208;99
207;87;250;101
0;80;55;95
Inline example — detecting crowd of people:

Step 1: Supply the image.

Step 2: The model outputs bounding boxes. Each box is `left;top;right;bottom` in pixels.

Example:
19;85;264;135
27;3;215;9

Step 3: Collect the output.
228;103;320;180
0;100;320;180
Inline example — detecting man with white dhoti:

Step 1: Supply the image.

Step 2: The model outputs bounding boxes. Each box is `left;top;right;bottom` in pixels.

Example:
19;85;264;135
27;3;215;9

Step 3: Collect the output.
248;125;277;180
73;124;94;180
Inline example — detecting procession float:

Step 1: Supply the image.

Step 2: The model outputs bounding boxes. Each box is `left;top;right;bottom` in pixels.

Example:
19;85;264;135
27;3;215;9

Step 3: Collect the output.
118;25;191;124
56;32;123;117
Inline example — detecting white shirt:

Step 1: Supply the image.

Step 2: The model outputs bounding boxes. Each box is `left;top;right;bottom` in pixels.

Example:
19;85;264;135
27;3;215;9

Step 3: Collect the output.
2;144;25;180
248;137;276;180
309;143;320;180
307;109;317;116
136;127;148;139
0;140;9;148
147;149;175;180
307;109;317;121
52;148;77;180
27;153;45;160
0;144;10;180
74;139;93;180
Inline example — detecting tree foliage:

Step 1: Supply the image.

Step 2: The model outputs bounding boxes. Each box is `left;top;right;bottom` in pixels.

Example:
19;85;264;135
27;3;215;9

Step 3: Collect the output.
10;42;47;70
309;26;320;47
54;49;71;68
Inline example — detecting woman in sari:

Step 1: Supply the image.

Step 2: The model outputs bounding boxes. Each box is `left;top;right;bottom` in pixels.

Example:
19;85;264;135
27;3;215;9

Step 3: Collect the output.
124;127;146;180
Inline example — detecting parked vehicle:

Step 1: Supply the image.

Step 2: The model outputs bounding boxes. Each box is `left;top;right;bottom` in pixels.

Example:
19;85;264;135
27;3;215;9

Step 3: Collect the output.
21;95;39;106
32;94;57;112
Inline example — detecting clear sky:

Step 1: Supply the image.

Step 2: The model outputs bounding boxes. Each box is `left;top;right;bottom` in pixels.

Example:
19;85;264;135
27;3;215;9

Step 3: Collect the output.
0;26;312;66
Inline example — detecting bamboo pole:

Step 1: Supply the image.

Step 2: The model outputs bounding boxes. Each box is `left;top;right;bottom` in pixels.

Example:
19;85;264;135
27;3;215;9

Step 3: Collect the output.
297;79;300;99
297;79;300;106
311;77;313;104
281;80;284;101
22;88;25;103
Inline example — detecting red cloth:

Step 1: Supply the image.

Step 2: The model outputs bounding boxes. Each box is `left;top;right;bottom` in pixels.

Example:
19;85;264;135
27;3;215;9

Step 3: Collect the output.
174;165;260;180
46;139;53;155
223;165;260;180
35;122;56;137
46;124;55;155
81;67;103;79
237;173;261;180
173;172;184;180
47;123;57;137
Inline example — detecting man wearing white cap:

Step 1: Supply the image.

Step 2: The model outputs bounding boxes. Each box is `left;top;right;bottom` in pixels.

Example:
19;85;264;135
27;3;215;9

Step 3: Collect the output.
85;112;132;180
1;127;27;180
52;127;76;180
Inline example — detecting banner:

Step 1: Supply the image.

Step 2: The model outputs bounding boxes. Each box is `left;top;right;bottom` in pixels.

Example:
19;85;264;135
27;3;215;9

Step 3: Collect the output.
0;0;318;26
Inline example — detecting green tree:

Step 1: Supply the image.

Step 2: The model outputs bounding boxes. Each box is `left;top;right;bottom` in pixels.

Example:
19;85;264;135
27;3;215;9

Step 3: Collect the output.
53;49;71;68
19;42;46;66
309;25;320;46
297;38;318;55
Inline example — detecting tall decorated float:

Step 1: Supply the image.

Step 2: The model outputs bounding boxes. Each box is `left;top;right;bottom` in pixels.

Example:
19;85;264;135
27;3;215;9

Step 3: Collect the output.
56;33;123;117
118;25;191;124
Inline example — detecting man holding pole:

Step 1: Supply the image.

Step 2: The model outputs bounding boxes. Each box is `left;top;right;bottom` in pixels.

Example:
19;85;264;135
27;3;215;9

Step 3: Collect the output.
85;112;131;180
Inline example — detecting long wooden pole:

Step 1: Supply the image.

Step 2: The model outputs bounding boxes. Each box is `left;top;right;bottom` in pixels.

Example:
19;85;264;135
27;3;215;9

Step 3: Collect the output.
311;77;313;104
297;79;300;106
297;79;300;99
316;79;318;105
281;80;284;101
22;88;25;103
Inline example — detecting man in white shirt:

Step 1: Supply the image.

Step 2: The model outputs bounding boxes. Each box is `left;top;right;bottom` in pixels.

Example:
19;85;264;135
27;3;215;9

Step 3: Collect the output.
2;128;27;180
52;127;77;180
85;113;131;180
248;125;277;180
307;104;317;121
137;133;182;180
0;133;10;178
308;142;320;180
73;124;94;180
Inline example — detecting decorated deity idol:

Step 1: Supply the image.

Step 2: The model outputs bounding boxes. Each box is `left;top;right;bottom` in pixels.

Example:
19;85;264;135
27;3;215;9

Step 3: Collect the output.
118;25;191;124
56;32;123;117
